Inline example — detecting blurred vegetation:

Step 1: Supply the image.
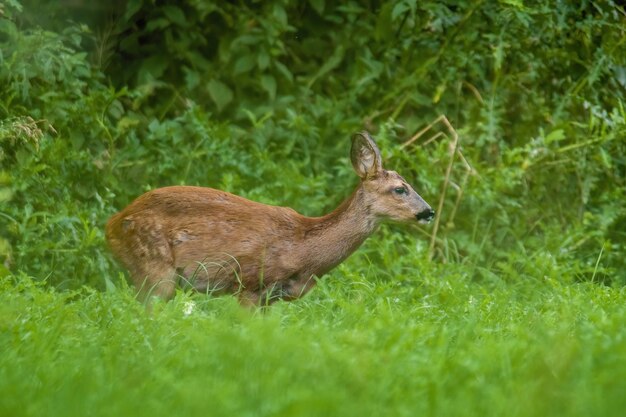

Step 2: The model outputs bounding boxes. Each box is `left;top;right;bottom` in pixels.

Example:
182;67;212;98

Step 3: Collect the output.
1;0;625;289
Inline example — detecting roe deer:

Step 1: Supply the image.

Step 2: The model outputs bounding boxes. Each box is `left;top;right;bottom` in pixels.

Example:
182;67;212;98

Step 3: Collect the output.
105;132;434;306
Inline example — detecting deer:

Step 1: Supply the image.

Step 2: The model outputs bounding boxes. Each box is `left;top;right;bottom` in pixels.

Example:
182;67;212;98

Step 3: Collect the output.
105;132;435;306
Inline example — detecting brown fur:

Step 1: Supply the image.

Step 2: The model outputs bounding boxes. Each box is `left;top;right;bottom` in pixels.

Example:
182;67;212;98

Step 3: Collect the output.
105;132;433;305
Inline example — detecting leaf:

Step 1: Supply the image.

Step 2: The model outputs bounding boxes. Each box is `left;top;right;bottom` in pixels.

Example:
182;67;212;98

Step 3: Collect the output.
124;0;143;20
391;2;410;21
493;42;505;72
146;18;170;32
307;45;344;88
0;263;9;278
0;188;12;203
162;5;187;27
137;55;168;82
207;79;233;111
272;3;287;26
107;99;124;119
545;129;566;144
103;274;118;293
3;0;22;13
613;66;626;89
499;0;526;10
183;66;200;90
274;61;293;83
432;83;446;104
257;51;270;70
375;2;394;41
70;131;85;150
261;75;277;101
233;55;256;75
308;0;325;15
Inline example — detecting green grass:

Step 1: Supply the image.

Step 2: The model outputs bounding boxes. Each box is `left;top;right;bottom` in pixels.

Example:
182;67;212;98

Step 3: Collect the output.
2;259;625;417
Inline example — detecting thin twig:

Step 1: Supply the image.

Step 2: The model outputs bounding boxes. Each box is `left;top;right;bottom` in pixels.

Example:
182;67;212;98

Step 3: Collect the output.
400;115;446;149
422;132;445;147
429;118;458;257
399;115;476;260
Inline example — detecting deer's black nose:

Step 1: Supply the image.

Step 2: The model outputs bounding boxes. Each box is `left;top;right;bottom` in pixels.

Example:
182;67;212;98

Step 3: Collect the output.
416;209;435;222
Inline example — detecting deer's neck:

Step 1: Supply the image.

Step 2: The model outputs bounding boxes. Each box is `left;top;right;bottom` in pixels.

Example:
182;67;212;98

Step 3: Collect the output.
303;185;379;276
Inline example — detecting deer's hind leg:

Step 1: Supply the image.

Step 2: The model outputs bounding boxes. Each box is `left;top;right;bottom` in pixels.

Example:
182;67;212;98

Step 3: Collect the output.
129;262;178;303
117;217;178;303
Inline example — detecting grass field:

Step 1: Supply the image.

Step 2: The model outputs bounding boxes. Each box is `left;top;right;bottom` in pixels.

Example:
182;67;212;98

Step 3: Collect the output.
2;255;625;417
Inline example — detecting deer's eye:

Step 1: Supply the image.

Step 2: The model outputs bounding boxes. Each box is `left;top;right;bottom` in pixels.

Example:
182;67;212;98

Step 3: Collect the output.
393;187;407;195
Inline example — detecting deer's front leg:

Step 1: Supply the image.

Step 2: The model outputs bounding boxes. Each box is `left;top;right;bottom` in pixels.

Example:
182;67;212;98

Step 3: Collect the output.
259;275;318;305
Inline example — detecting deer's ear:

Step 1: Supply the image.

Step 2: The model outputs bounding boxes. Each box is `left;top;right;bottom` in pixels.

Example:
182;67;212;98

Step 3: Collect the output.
351;131;383;179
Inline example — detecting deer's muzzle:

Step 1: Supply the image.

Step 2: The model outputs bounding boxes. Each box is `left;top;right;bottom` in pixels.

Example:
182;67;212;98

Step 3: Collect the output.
416;209;435;223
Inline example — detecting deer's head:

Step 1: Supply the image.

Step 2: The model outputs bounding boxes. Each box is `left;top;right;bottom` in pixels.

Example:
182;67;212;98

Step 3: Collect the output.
351;131;435;224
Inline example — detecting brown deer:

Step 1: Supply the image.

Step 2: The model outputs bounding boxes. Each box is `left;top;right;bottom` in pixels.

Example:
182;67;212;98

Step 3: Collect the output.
106;132;434;306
